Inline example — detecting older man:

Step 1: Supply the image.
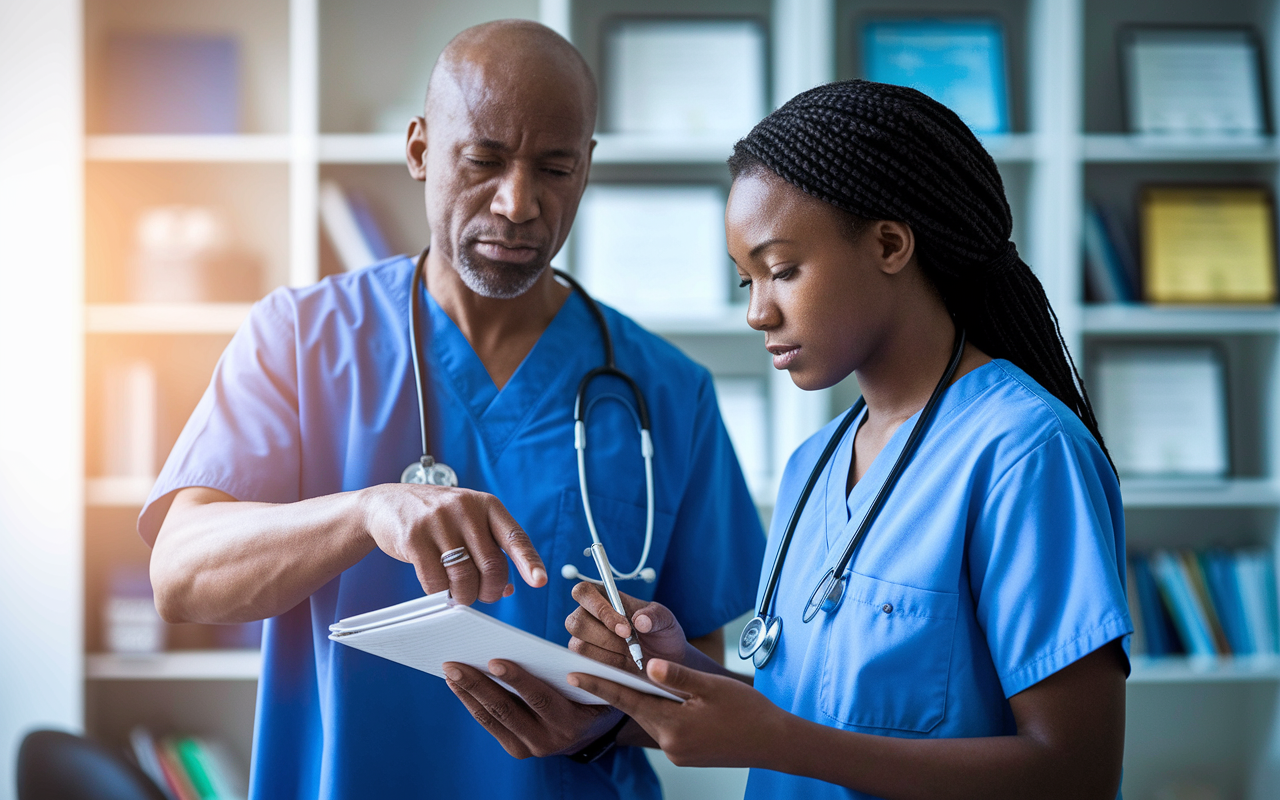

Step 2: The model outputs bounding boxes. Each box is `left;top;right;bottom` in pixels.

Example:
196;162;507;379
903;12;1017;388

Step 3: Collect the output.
142;19;763;800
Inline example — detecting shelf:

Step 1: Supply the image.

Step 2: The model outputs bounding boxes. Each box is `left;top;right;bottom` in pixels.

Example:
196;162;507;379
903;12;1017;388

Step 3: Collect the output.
86;476;152;507
85;303;252;334
319;134;404;164
315;133;1036;167
1082;305;1280;334
1122;478;1280;508
85;135;292;163
636;307;760;335
1129;656;1280;684
86;650;262;681
1083;135;1279;163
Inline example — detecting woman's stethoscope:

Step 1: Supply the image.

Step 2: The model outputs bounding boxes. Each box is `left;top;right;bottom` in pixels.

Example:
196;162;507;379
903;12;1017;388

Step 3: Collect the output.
738;328;967;669
400;249;657;585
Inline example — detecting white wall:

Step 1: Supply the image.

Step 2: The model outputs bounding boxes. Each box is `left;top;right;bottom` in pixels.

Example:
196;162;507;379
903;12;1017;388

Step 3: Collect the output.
0;1;84;797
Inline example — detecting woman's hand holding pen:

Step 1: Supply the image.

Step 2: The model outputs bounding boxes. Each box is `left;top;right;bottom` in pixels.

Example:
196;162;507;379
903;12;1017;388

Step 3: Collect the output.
565;583;698;672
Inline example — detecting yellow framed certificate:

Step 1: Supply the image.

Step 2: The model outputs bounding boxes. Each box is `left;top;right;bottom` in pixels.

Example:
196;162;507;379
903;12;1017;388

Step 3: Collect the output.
1141;186;1277;303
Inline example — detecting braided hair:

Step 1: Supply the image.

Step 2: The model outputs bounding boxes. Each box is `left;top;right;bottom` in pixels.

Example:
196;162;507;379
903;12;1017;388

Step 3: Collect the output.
729;79;1112;467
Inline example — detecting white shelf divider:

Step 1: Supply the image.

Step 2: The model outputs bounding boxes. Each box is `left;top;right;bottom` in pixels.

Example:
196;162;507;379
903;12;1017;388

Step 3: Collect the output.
86;650;262;681
319;133;404;163
85;476;153;507
86;135;293;162
1083;305;1280;334
85;304;252;335
1121;478;1280;508
1129;655;1280;684
1083;135;1280;163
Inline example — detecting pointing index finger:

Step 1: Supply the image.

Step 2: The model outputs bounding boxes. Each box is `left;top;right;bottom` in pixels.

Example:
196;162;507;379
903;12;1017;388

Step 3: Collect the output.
487;501;546;587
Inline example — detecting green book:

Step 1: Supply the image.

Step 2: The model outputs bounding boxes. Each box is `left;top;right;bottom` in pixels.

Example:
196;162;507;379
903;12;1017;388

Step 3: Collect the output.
174;738;219;800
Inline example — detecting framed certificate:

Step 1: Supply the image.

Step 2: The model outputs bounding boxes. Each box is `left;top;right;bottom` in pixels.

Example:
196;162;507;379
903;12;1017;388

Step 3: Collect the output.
1092;344;1230;478
573;184;730;317
1140;186;1277;304
603;17;768;138
862;18;1010;135
1122;27;1269;138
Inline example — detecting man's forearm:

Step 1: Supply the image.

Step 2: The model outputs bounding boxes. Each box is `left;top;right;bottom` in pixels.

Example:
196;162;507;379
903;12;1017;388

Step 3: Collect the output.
151;488;374;624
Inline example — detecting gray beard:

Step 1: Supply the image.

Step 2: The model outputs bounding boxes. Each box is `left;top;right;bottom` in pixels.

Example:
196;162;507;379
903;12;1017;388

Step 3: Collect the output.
454;249;545;299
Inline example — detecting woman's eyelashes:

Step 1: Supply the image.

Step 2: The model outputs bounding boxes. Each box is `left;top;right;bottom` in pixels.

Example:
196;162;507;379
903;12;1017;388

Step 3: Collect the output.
738;265;796;289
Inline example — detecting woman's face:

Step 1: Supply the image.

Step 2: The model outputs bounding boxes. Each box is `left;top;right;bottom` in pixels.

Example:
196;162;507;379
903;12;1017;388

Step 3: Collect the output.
726;169;911;391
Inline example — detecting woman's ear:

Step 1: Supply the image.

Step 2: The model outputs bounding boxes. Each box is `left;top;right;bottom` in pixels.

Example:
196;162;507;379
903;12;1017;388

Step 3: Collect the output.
872;220;915;275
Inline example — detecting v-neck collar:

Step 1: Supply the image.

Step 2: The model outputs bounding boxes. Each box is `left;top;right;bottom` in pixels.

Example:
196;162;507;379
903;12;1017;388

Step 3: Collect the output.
424;286;590;458
819;359;1005;551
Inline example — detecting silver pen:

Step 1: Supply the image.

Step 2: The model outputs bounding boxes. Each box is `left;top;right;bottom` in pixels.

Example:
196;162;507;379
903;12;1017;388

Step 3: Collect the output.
584;543;645;671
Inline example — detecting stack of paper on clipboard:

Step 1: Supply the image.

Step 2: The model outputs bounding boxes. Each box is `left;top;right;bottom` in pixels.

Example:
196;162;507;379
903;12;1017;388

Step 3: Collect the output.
329;590;682;705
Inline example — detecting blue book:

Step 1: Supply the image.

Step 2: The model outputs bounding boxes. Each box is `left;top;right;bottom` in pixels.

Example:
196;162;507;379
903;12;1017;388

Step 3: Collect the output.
347;192;392;261
1132;554;1181;656
863;19;1009;135
1082;203;1128;303
1151;550;1217;656
104;34;239;134
1202;550;1252;654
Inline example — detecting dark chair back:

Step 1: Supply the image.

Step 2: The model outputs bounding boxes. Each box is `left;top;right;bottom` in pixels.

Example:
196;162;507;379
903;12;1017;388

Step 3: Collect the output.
16;729;168;800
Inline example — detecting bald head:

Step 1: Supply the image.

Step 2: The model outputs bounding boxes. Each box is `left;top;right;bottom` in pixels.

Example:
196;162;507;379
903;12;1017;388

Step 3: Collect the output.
426;20;597;135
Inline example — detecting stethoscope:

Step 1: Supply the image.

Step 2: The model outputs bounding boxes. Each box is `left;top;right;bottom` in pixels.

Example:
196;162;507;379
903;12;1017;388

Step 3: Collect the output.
400;249;657;584
738;328;967;669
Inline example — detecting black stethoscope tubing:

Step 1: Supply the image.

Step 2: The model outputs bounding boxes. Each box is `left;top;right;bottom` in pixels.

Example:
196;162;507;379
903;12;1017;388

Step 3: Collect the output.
406;249;658;582
740;327;967;668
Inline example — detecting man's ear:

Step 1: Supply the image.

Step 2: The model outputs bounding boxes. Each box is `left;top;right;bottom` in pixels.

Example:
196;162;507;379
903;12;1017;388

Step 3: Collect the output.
875;220;915;276
406;116;427;181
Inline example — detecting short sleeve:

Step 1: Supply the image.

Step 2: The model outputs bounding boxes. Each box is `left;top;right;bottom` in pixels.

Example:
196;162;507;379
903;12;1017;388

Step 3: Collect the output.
968;431;1132;697
137;289;302;545
653;372;767;640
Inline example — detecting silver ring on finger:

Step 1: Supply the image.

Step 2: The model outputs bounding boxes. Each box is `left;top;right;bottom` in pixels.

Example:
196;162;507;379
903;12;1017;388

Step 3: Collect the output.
440;547;471;568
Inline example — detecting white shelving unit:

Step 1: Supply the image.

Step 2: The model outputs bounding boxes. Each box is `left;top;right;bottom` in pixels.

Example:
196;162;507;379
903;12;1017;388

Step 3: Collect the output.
69;0;1280;798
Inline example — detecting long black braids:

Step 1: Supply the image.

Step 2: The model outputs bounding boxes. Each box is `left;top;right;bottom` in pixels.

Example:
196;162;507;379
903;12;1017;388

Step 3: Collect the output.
729;79;1113;468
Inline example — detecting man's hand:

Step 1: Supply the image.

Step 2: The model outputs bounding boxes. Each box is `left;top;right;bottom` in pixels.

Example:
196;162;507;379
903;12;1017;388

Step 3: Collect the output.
566;583;689;671
568;659;786;768
361;483;547;606
444;659;622;758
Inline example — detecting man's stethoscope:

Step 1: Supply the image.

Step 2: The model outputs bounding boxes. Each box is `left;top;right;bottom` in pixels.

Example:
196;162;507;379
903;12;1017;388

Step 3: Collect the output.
400;249;657;585
738;328;967;669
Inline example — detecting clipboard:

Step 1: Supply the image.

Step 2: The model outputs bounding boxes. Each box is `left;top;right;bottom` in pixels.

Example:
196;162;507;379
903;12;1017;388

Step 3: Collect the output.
328;590;683;705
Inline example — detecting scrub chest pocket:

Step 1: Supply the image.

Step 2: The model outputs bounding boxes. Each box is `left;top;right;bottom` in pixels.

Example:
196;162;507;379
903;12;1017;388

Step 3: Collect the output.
549;489;675;636
818;572;958;733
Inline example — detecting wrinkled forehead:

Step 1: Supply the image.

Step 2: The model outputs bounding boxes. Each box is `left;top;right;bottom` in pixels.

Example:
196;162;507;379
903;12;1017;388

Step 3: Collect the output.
427;56;595;151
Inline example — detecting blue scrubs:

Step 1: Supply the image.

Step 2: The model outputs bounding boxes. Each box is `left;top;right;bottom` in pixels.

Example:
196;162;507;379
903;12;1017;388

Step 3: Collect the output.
139;256;765;800
746;360;1131;800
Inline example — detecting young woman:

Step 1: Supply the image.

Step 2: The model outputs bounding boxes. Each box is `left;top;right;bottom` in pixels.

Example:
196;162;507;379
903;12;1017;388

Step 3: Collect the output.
564;80;1131;799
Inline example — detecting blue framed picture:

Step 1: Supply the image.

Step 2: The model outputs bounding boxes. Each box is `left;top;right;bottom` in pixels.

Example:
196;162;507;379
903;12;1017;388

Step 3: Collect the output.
862;19;1010;135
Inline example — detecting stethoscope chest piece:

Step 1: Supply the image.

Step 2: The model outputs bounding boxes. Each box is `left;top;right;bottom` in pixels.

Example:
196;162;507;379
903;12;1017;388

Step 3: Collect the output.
401;455;458;487
738;614;783;668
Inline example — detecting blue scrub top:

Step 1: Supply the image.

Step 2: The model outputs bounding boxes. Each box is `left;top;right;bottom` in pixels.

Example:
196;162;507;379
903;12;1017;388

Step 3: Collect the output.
746;360;1131;800
139;256;765;800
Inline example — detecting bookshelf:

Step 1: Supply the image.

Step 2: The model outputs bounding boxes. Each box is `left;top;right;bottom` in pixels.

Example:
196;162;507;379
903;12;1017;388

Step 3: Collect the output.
56;0;1280;799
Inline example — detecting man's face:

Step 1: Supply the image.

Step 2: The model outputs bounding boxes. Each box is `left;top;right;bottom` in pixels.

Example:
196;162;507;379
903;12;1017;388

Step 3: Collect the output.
415;62;594;298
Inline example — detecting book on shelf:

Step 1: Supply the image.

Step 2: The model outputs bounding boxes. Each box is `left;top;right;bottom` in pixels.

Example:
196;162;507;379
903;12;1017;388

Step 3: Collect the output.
101;360;158;482
319;181;393;272
1128;549;1279;659
1082;201;1139;303
862;18;1010;135
604;18;767;138
130;727;248;800
103;34;239;135
1140;186;1277;304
